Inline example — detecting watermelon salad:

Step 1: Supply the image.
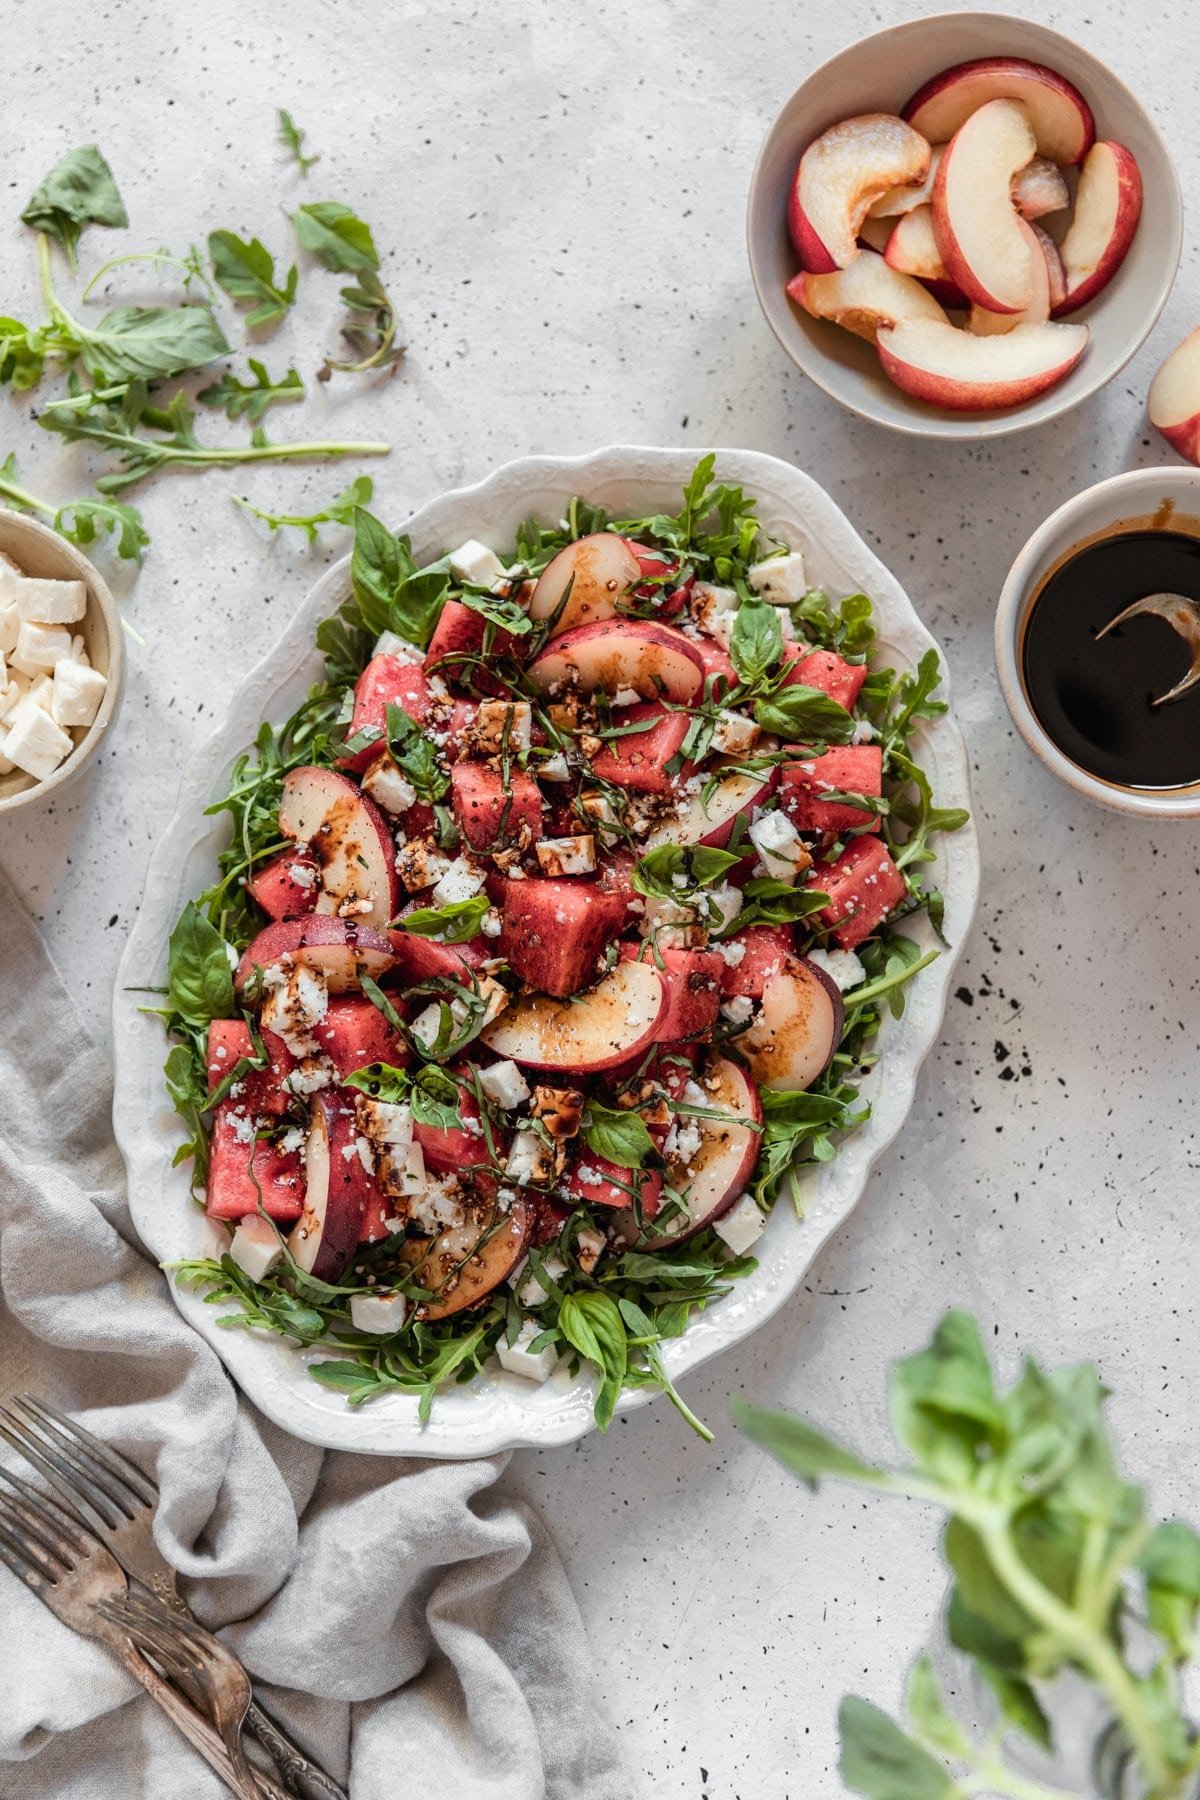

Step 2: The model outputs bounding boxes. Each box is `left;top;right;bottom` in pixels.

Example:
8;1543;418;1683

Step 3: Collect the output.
163;456;967;1437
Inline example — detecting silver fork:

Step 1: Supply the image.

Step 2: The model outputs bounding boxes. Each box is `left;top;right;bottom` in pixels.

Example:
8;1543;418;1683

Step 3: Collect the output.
0;1396;348;1800
0;1468;264;1799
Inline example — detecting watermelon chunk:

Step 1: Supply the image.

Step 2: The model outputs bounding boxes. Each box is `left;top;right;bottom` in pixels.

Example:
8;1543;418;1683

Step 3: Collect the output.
412;1078;495;1176
248;850;320;921
498;876;628;997
590;702;693;795
205;1019;293;1116
716;925;793;1000
782;745;883;836
565;1151;662;1214
628;544;691;618
621;942;722;1041
313;996;408;1077
340;655;432;775
426;600;522;695
451;763;543;851
814;838;907;949
691;636;738;694
206;1106;305;1221
780;645;867;712
388;927;489;987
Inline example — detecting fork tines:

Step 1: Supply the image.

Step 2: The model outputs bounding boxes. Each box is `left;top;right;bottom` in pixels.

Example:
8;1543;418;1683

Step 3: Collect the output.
0;1395;154;1534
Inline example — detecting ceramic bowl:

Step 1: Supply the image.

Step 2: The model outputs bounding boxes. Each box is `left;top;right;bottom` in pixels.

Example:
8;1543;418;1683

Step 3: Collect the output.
995;464;1200;818
746;11;1182;440
0;514;125;816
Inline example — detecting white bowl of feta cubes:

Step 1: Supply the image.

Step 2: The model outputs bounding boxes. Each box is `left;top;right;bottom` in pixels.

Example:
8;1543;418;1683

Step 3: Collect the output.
0;513;123;812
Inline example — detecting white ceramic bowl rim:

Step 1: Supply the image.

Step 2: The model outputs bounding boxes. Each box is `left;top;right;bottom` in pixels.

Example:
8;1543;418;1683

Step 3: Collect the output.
994;465;1200;819
113;445;980;1457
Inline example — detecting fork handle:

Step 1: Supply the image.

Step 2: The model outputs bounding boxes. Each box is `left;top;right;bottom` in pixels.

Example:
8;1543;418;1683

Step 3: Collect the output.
112;1639;290;1800
245;1700;350;1800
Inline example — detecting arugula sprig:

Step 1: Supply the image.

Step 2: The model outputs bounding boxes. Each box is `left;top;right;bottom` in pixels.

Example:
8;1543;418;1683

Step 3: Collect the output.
292;201;403;376
208;230;298;330
734;1311;1200;1800
277;109;320;177
232;474;372;542
0;453;149;564
200;360;304;424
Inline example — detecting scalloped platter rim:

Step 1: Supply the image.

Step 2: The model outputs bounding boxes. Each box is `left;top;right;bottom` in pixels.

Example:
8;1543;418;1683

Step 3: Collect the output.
112;445;980;1458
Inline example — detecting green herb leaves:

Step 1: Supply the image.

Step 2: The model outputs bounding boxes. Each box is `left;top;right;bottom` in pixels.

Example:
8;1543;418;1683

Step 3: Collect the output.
398;896;490;944
22;146;128;264
207;232;299;330
200;360;304;423
632;843;739;901
351;508;450;649
166;902;235;1028
384;703;449;803
291;201;379;273
558;1292;627;1430
0;454;149;564
233;473;371;541
581;1100;655;1169
277;109;320;178
729;596;783;687
755;683;855;745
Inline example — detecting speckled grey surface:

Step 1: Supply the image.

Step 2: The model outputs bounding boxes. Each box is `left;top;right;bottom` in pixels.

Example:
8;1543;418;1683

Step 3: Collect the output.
2;0;1199;1794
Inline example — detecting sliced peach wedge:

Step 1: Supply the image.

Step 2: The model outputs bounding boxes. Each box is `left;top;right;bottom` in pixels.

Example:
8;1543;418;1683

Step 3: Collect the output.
527;533;642;638
526;618;704;704
902;56;1095;165
968;219;1052;336
1149;327;1200;464
786;249;948;342
883;206;967;308
789;113;931;272
876;318;1089;411
1015;156;1070;221
932;99;1039;314
1052;142;1143;315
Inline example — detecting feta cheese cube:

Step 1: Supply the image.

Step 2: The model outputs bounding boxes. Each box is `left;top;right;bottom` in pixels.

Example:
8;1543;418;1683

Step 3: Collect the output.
0;554;19;608
711;713;760;756
747;551;808;606
513;1254;568;1308
497;1317;557;1382
349;1290;408;1334
396;839;452;893
534;834;596;877
229;1216;284;1282
477;1059;531;1110
26;673;54;713
0;601;18;655
538;752;570;782
261;963;329;1055
410;995;468;1050
575;1226;606;1274
612;686;642;708
713;1193;765;1256
706;880;744;935
3;697;73;780
692;581;739;648
748;811;807;884
578;790;619;845
399;1140;427;1195
0;674;27;720
358;1097;414;1152
13;576;87;624
0;724;13;776
806;946;867;993
449;539;507;588
11;620;73;677
430;856;487;908
51;658;107;729
470;699;532;755
362;759;417;816
372;630;423;663
505;1129;552;1186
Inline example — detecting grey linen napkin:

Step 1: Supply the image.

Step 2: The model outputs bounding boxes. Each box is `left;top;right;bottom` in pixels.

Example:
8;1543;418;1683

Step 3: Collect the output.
0;867;626;1800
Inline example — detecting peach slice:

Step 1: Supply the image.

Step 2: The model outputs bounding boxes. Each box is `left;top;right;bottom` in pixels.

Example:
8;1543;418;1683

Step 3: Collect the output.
902;56;1095;165
867;144;944;219
526;618;704;704
876;317;1089;410
789;113;931;272
407;1191;532;1321
786;248;948;342
1149;327;1200;463
1034;224;1068;311
932;99;1039;313
235;916;397;995
640;1057;763;1250
480;957;666;1073
968;219;1051;335
278;765;398;931
527;533;642;638
289;1093;369;1281
641;761;779;852
1052;142;1143;315
740;958;843;1093
883;206;967;307
1014;156;1070;221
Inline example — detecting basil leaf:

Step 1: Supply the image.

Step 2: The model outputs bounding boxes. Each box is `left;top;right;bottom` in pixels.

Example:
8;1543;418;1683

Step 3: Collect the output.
344;1060;411;1104
22;146;128;264
351;507;449;649
838;1697;956;1800
397;896;488;944
460;590;532;635
1143;1522;1200;1658
291;201;379;273
729;596;783;687
167;901;235;1027
72;303;230;384
730;1396;886;1489
889;1310;1002;1481
582;1100;654;1169
199;359;304;423
754;684;855;745
632;843;740;900
385;703;448;803
558;1292;628;1431
409;1068;461;1132
208;231;298;330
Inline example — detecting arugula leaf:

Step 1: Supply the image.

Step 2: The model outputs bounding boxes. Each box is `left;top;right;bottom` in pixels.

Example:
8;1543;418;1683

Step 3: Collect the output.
323;269;403;377
166;901;235;1028
397;896;489;944
0;454;149;564
291;201;379;272
232;474;371;542
838;1698;956;1800
729;596;783;687
163;1043;211;1190
724;876;828;933
461;590;533;635
22;146;128;264
199;359;304;423
558;1292;627;1430
0;315;52;390
208;231;298;329
582;1100;655;1169
754;684;855;745
277;108;320;176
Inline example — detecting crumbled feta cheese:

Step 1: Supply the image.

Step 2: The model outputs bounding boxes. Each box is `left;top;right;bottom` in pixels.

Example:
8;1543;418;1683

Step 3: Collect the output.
806;946;868;993
476;1059;531;1110
3;697;73;781
505;1129;552;1186
261;963;329;1055
721;994;755;1027
50;658;107;729
612;686;641;708
850;719;877;745
288;862;318;889
497;1317;557;1382
229;1216;283;1282
409;1171;466;1234
430;856;487;908
706;881;744;935
717;939;746;968
691;581;738;648
396;839;453;893
372;630;424;663
512;1254;568;1307
450;539;507;588
279;1126;306;1156
748;811;807;884
480;906;503;938
349;1290;408;1334
284;1057;334;1097
713;1193;765;1256
747;551;807;606
575;1227;606;1274
362;759;418;816
13;577;87;624
539;752;570;782
711;712;760;756
664;1118;703;1164
575;1163;602;1186
534;834;596;877
226;1108;258;1145
11;619;73;677
775;607;797;643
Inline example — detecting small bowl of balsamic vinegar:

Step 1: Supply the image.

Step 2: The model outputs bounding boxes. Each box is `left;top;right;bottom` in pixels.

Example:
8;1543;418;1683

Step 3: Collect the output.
996;467;1200;820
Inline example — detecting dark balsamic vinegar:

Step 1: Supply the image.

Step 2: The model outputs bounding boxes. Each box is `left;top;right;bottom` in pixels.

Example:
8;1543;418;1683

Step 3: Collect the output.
1022;529;1200;789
